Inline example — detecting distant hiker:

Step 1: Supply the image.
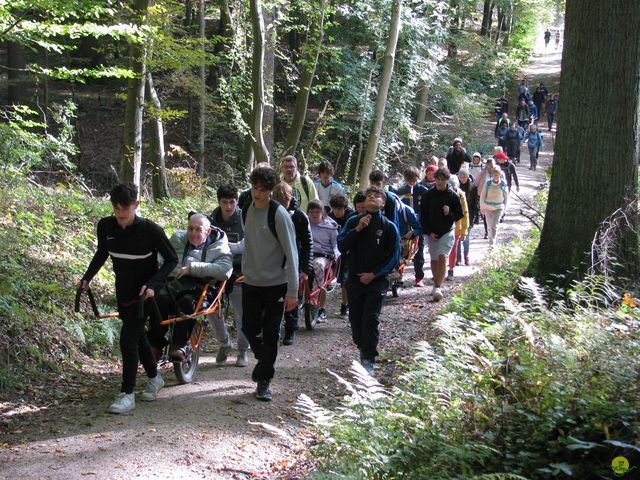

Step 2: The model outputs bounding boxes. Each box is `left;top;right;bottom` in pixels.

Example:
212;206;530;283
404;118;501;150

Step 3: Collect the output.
480;169;509;246
446;137;472;174
494;92;509;122
544;29;551;47
281;155;318;213
532;83;548;118
314;160;346;214
516;98;530;129
420;168;463;302
522;123;544;171
446;175;469;281
555;30;560;49
80;183;178;414
517;78;529;98
338;186;400;375
495;151;519;193
545;94;558;131
241;165;299;401
328;193;355;316
504;123;522;164
457;168;479;266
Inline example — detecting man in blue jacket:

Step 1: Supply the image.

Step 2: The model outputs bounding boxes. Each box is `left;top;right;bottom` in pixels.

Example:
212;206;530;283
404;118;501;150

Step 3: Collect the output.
338;186;400;375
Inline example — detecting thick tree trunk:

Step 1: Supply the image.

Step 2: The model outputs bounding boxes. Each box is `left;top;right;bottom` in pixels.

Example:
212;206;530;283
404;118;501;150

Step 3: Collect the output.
447;0;460;58
198;0;206;177
263;5;277;156
415;83;430;129
358;0;403;188
7;42;26;105
121;0;150;187
248;0;270;165
536;0;640;281
283;0;327;157
480;0;493;35
146;73;170;200
207;1;232;89
185;0;193;26
353;65;375;184
494;8;503;46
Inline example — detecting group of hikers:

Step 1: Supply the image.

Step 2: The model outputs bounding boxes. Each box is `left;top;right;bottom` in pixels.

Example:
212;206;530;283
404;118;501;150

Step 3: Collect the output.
544;28;561;49
78;74;552;414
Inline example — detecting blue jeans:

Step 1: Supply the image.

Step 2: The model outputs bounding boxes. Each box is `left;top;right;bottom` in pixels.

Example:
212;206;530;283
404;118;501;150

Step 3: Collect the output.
457;226;472;261
528;145;539;169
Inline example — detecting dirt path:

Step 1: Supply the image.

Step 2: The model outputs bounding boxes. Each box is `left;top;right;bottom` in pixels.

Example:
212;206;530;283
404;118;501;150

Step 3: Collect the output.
0;34;561;480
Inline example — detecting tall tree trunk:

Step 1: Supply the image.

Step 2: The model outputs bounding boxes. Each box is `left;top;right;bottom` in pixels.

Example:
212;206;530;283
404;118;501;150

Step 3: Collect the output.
185;0;193;26
353;64;375;184
121;0;150;187
536;0;640;281
494;8;503;45
358;0;403;188
502;4;513;46
198;0;206;177
480;0;492;36
248;0;270;165
283;0;327;157
415;83;430;129
7;42;26;105
146;72;170;199
263;5;277;156
207;0;232;89
447;0;460;58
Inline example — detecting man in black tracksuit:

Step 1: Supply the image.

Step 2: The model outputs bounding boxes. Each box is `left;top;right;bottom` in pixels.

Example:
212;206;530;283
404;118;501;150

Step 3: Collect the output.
81;183;178;414
338;186;400;375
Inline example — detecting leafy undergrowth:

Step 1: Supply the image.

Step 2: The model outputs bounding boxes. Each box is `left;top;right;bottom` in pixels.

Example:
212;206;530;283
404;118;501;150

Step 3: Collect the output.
298;238;640;479
0;168;213;397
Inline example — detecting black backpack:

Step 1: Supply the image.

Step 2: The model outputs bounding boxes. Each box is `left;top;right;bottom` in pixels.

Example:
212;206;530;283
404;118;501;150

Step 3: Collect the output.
241;199;279;240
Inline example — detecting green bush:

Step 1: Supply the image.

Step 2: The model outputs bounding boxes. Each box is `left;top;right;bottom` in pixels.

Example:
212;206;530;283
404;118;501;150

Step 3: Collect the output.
300;238;640;478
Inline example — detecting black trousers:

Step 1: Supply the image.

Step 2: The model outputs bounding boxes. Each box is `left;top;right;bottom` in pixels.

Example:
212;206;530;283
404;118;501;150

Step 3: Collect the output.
147;292;196;349
241;283;287;382
413;235;425;281
346;276;388;361
119;304;157;394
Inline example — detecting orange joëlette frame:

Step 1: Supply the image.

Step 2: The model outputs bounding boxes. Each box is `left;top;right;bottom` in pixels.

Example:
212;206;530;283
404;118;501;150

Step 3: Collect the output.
159;280;227;326
300;257;340;299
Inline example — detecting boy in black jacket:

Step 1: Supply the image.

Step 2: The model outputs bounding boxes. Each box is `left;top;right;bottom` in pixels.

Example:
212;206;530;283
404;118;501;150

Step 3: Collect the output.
420;168;463;302
80;183;178;414
338;186;400;375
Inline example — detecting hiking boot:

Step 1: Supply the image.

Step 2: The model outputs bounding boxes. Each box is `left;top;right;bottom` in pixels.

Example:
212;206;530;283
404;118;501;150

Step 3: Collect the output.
446;270;454;281
361;359;374;375
464;256;470;266
282;330;295;346
483;233;488;239
216;344;232;365
317;308;327;323
415;279;425;287
140;373;164;402
340;304;349;316
235;351;248;367
432;287;443;302
107;393;135;414
256;381;272;402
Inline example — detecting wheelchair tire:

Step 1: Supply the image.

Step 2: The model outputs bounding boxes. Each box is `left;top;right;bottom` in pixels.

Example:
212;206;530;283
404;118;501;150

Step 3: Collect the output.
173;322;203;384
304;302;318;331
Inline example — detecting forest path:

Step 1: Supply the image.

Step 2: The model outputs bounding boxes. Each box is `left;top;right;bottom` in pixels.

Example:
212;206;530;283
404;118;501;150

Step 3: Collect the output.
0;34;561;480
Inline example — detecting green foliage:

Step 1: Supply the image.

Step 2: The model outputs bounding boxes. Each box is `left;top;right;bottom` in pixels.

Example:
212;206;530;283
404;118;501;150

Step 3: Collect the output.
0;101;78;172
301;238;640;478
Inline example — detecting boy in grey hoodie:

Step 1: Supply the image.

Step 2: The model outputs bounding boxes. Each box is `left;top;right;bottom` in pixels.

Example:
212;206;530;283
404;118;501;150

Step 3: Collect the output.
241;165;299;401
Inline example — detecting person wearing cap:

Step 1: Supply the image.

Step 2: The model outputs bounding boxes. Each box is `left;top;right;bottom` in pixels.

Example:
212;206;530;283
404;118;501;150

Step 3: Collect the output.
469;152;484;177
420;164;438;189
445;138;472;174
495;151;519;192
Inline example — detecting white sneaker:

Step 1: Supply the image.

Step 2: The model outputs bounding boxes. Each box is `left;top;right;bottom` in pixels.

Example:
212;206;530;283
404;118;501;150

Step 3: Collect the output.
107;392;135;414
235;352;248;367
431;286;437;296
432;287;443;302
140;373;164;402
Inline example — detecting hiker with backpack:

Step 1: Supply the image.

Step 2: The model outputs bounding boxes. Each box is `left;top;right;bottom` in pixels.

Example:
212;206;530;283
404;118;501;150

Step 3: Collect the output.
240;165;299;401
281;155;318;213
522;123;544;171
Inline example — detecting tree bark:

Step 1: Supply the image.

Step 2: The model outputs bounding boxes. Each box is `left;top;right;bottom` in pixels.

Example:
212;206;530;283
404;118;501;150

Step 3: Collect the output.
7;41;26;105
358;0;403;187
415;83;430;129
121;0;150;187
536;0;640;281
447;0;460;58
263;4;277;156
494;8;503;46
283;0;327;157
248;0;270;166
480;0;493;36
198;0;206;177
146;72;170;199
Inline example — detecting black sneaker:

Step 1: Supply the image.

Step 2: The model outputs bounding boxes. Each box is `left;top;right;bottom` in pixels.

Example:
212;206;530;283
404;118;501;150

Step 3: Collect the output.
340;304;349;316
317;308;327;323
256;381;272;401
282;330;295;346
